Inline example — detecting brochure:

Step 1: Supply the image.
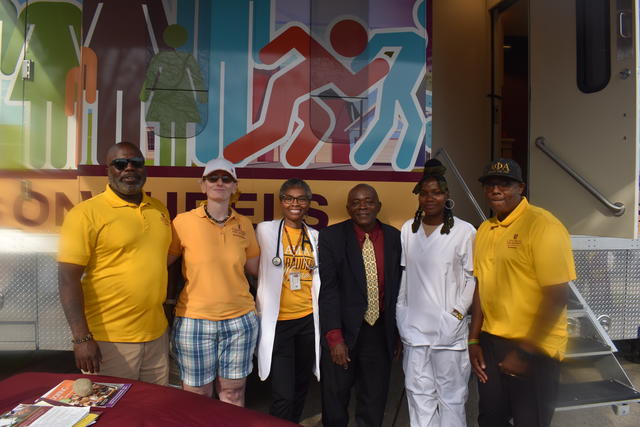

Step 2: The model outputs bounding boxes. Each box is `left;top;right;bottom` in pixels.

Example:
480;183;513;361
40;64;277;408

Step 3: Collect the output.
0;403;88;427
38;379;131;408
32;402;100;427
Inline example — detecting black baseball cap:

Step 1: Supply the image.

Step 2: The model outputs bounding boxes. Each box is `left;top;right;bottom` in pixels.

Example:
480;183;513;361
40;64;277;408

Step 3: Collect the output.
478;158;523;183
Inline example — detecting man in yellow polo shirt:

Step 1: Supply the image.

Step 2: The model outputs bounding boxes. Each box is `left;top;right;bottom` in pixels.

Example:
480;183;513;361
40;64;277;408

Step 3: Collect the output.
58;142;172;385
469;158;576;427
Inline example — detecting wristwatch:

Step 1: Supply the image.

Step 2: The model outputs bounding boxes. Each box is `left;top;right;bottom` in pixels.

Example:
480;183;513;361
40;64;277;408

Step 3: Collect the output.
71;332;94;344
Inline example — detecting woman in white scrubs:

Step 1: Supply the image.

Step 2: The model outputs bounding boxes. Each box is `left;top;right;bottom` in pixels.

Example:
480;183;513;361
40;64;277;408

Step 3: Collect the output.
397;159;476;427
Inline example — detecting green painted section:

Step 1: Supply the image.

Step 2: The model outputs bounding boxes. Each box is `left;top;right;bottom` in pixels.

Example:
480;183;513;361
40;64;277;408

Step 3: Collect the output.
1;2;80;168
0;123;24;169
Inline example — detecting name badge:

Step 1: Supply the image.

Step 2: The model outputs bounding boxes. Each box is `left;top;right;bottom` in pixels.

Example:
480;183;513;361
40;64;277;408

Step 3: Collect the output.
289;272;302;291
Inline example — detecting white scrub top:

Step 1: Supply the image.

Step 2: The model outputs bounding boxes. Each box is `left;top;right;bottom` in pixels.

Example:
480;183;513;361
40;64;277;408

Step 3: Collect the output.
396;216;476;349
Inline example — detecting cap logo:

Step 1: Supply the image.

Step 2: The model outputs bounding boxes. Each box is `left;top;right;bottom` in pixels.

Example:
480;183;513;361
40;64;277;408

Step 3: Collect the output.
491;162;510;173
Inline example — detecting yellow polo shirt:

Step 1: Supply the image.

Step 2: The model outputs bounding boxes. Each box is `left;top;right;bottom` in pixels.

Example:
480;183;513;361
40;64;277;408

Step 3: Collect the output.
473;197;576;359
58;185;171;342
170;205;260;321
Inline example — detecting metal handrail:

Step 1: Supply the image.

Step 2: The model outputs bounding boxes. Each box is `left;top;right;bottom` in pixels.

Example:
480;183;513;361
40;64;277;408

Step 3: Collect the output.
434;147;487;221
535;137;625;216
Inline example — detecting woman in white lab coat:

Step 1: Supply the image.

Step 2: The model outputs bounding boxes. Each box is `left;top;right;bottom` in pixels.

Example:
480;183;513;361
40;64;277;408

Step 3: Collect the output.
255;178;320;423
397;159;476;427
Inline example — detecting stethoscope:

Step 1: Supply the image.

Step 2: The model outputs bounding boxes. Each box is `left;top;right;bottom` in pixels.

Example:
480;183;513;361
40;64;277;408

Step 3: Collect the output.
272;218;316;268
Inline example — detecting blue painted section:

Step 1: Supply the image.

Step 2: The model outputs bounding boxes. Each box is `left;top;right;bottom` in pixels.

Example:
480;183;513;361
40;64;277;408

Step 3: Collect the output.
351;0;427;171
195;0;271;162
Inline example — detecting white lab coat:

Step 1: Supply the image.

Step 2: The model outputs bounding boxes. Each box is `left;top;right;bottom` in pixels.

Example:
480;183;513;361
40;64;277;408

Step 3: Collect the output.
255;219;321;381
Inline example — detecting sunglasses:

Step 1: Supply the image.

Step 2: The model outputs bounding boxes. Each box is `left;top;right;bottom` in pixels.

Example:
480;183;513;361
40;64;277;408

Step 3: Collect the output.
280;195;310;205
110;157;145;170
204;174;236;184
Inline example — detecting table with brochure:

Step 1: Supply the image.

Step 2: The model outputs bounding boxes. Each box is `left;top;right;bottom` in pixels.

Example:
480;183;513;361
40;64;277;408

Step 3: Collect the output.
0;372;295;426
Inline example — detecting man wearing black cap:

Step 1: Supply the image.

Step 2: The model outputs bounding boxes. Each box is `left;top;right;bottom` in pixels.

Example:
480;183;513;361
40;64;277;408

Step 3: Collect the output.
468;158;576;427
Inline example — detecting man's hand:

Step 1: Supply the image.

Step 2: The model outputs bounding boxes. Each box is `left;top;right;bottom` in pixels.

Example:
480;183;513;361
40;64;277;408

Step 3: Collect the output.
74;340;102;373
469;344;488;383
330;342;351;369
498;349;529;378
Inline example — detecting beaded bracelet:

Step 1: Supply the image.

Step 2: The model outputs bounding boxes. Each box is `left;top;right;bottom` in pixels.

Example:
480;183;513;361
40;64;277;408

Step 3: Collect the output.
467;339;480;345
71;332;93;344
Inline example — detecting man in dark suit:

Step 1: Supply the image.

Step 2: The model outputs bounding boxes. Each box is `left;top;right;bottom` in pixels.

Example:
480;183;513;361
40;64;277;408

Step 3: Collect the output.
318;183;401;427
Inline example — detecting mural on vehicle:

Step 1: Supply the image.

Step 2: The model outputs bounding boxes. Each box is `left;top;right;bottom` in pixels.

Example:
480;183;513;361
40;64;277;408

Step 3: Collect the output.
0;0;431;171
140;23;208;166
1;0;81;169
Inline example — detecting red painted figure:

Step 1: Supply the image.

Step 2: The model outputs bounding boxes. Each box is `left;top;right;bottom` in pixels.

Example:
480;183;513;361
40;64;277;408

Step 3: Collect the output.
224;20;390;167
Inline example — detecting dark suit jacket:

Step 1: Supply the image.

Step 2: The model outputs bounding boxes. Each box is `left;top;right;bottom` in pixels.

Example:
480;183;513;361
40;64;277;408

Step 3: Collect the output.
318;219;401;358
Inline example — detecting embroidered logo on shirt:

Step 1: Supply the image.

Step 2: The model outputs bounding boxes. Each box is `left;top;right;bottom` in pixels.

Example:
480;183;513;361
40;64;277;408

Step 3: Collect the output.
232;224;247;239
160;213;170;226
507;233;521;248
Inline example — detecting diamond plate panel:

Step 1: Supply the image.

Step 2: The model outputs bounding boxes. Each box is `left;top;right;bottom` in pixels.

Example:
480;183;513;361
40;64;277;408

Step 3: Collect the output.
625;250;640;339
573;250;628;340
37;255;72;350
0;254;37;322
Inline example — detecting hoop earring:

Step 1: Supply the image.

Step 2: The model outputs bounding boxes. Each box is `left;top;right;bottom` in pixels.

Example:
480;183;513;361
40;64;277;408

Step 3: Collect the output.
445;199;455;210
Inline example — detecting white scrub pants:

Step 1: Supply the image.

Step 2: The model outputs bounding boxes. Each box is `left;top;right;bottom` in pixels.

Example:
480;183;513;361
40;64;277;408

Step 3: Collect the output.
403;345;471;427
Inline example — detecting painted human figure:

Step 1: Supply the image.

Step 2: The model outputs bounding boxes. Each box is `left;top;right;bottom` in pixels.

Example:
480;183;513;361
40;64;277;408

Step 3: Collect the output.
196;0;271;162
140;24;207;166
350;0;428;171
65;47;98;164
83;0;168;164
224;20;390;168
1;1;81;169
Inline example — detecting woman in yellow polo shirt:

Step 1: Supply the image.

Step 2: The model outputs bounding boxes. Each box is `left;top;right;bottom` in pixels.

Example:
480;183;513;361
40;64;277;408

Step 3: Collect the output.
255;178;321;423
168;158;260;407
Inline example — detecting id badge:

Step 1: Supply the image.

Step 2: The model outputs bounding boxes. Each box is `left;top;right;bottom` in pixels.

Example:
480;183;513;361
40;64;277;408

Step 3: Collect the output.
289;272;302;291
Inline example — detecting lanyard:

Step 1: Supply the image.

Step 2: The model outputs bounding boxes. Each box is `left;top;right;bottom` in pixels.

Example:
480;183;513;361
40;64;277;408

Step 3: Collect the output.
284;226;304;257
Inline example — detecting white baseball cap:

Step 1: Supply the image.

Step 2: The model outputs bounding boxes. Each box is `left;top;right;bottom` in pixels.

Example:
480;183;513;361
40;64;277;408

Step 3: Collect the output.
202;158;237;180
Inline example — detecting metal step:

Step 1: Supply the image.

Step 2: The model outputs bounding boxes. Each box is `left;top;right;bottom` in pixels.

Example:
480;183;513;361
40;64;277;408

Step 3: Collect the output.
556;379;640;410
565;336;611;357
567;297;583;311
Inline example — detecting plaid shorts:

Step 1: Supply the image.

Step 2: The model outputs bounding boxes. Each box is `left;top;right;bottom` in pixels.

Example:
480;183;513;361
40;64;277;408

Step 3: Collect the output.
172;311;258;386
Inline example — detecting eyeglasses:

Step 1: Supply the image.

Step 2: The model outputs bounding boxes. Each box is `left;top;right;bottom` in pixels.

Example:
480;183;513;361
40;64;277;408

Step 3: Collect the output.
110;157;145;170
204;174;236;184
280;195;310;205
482;179;517;190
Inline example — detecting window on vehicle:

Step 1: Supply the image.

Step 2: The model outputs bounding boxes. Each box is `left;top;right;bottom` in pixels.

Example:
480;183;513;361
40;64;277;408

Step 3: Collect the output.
576;0;610;93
